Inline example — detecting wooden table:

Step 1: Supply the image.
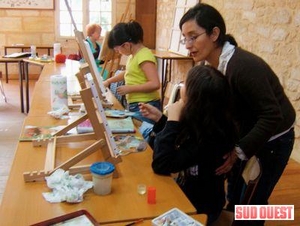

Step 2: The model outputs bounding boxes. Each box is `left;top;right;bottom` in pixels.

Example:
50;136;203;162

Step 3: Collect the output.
0;116;196;225
3;45;54;83
152;50;194;106
0;56;27;112
0;59;203;226
4;45;54;56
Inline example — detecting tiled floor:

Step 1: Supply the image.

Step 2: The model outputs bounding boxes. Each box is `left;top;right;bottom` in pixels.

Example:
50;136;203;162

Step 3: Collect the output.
0;79;31;205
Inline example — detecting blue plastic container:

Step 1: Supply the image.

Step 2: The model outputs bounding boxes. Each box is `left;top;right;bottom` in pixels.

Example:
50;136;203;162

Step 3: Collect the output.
90;162;115;176
90;162;115;195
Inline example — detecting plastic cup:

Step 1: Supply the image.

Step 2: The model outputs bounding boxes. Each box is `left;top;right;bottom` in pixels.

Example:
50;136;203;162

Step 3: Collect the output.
137;184;146;195
90;162;115;195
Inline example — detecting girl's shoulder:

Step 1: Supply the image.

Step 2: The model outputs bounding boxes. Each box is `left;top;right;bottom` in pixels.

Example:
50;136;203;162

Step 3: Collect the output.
136;47;156;62
138;47;153;55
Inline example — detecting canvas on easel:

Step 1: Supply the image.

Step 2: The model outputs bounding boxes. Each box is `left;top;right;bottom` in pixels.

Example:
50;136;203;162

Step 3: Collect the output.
63;0;113;108
74;30;113;107
98;31;111;62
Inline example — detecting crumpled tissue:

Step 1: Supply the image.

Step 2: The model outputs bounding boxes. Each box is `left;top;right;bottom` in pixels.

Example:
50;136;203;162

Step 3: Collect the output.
42;169;93;203
47;105;70;119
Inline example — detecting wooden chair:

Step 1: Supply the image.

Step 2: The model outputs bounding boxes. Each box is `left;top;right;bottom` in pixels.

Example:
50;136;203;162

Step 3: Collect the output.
211;156;262;226
0;71;7;102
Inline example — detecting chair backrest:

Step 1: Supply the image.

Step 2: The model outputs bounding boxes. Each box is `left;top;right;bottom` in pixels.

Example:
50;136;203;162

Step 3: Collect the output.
163;82;183;114
241;155;262;204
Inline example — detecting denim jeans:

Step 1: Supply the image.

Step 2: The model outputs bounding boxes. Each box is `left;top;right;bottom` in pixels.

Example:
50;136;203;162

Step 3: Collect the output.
128;100;161;124
128;100;161;141
227;128;295;226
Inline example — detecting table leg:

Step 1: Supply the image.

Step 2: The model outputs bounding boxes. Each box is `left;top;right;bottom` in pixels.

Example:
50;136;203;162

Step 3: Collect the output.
160;59;165;109
5;62;8;83
168;59;172;82
4;48;8;83
25;62;30;113
0;71;7;102
18;61;24;113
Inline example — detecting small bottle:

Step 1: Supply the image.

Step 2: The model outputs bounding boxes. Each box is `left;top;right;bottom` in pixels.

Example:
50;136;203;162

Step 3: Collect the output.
30;45;36;58
53;43;61;58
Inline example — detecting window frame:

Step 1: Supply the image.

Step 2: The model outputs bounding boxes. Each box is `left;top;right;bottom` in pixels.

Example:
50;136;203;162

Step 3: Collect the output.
169;0;200;56
55;0;116;41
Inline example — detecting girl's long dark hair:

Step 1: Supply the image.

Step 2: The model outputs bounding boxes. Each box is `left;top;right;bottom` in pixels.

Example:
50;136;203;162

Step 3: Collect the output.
179;3;238;47
179;65;237;145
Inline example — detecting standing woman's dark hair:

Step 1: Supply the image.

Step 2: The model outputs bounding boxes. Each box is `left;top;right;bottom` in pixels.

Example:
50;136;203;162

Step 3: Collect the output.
179;3;238;47
108;20;144;48
179;65;236;145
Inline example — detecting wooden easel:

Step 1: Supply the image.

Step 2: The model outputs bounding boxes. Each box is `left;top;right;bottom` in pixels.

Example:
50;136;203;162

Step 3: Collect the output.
22;0;134;182
23;71;122;182
23;20;125;182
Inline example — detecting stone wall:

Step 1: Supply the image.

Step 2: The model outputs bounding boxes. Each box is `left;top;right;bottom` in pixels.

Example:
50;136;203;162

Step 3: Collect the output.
156;0;300;162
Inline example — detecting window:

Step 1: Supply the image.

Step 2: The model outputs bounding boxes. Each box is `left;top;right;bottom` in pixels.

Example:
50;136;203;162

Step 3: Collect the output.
57;0;112;38
169;0;200;56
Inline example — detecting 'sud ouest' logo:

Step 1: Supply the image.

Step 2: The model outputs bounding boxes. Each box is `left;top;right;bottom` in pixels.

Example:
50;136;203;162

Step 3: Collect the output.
235;205;294;220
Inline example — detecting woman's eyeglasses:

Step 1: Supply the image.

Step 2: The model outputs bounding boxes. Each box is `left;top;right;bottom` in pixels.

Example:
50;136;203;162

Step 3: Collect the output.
179;31;206;45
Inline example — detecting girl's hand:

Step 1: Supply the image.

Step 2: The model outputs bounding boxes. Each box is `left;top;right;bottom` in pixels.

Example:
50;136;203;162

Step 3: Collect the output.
117;85;130;95
167;99;184;121
103;80;110;87
139;103;162;122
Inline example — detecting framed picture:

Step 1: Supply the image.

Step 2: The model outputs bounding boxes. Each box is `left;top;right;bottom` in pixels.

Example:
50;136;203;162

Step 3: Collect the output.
30;209;99;226
0;0;55;10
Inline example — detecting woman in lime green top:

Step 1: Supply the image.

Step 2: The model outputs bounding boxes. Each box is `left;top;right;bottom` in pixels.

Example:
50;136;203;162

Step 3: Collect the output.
85;23;108;80
104;20;161;128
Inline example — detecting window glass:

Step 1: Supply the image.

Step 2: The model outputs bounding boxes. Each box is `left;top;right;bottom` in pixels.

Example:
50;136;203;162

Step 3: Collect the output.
58;0;112;38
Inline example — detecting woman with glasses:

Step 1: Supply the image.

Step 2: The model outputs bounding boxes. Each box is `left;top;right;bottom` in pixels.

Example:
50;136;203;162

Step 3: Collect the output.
179;3;295;225
104;20;161;139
